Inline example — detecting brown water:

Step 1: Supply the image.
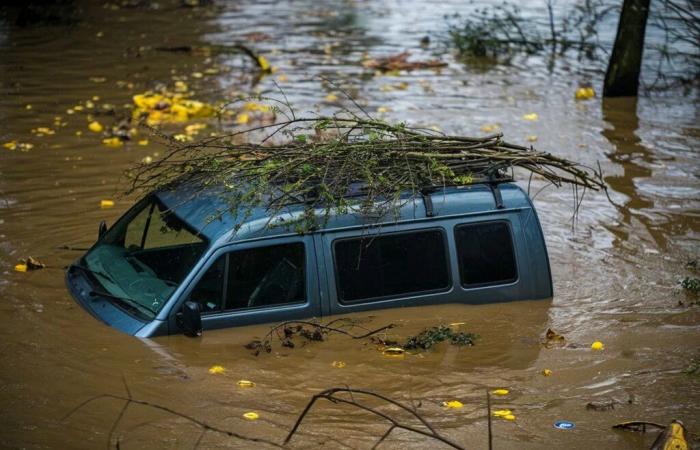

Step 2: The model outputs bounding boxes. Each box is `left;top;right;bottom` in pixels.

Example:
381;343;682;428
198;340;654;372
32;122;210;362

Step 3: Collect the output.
1;1;699;449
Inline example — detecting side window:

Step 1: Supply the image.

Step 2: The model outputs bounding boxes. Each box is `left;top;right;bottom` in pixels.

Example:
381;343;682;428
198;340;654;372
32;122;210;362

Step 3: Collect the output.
188;255;225;313
187;243;306;314
225;243;305;310
333;229;450;303
454;221;517;287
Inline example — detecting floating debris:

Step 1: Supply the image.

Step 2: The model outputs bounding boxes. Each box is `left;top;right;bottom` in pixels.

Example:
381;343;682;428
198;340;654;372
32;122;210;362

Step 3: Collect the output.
543;328;566;348
14;256;45;272
554;420;576;429
237;380;255;388
442;400;464;409
575;87;596;100
362;52;447;72
208;365;226;374
242;412;259;420
100;200;115;208
591;340;604;351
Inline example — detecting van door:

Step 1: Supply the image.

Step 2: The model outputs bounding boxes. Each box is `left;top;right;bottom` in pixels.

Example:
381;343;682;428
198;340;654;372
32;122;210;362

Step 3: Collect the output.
169;235;321;333
318;225;454;316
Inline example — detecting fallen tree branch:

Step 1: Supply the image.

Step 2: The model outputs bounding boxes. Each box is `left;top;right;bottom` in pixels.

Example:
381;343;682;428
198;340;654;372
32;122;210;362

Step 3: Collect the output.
246;318;396;355
62;376;282;449
284;387;465;449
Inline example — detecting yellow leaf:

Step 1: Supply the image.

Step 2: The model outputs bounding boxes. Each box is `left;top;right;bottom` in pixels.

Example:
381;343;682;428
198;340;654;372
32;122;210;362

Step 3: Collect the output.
442;400;464;409
243;412;259;420
174;81;188;93
100;200;115;208
66;109;75;115
257;55;271;72
542;368;553;376
527;135;538;142
277;74;288;82
185;123;207;136
492;389;509;396
522;113;539;121
88;121;103;133
192;72;203;79
382;347;405;357
102;137;123;147
141;156;153;164
575;87;595;100
493;409;512;417
504;414;516;421
173;134;189;142
14;264;28;272
377;106;391;113
480;124;500;133
591;341;604;351
138;139;149;146
331;361;346;368
237;379;256;388
208;365;225;374
3;141;18;150
236;113;250;125
324;93;338;102
25;104;32;110
75;131;83;136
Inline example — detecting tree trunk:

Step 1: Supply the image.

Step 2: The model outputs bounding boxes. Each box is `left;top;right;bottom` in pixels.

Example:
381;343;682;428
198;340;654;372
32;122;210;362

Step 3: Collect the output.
603;0;651;97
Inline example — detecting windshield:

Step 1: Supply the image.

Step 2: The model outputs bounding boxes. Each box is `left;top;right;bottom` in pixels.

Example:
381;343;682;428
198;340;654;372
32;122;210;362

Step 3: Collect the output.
82;196;208;319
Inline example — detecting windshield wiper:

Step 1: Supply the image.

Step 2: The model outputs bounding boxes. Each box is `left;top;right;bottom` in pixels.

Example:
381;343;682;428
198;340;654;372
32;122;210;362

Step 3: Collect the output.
89;290;155;318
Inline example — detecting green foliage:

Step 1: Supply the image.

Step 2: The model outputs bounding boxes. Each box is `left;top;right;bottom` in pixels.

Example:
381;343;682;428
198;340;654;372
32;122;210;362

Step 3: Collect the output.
685;358;700;377
129;110;606;235
403;325;478;350
681;277;700;294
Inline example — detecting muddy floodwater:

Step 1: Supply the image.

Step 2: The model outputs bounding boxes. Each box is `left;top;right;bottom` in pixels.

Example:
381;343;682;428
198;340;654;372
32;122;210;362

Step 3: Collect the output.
0;1;698;449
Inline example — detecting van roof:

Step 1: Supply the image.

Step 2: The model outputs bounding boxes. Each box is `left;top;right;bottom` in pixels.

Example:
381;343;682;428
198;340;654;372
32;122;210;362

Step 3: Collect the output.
156;182;533;245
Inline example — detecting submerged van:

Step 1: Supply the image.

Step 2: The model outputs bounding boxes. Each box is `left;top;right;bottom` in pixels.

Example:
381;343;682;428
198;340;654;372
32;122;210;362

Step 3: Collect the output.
65;181;552;337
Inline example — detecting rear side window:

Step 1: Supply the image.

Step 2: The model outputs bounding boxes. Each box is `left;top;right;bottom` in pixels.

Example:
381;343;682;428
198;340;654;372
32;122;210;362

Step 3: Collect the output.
454;221;517;287
334;229;450;303
188;242;305;313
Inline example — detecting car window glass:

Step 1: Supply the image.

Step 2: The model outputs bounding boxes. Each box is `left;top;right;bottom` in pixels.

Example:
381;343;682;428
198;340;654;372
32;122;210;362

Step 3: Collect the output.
334;229;450;303
225;243;305;310
188;255;225;313
454;221;517;287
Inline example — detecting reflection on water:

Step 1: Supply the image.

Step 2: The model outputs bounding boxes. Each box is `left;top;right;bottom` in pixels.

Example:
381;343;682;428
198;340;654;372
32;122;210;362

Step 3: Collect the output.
0;0;698;449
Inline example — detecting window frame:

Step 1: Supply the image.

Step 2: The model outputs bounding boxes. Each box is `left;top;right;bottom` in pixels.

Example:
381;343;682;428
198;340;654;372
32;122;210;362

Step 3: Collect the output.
190;241;308;316
331;227;452;305
453;220;519;289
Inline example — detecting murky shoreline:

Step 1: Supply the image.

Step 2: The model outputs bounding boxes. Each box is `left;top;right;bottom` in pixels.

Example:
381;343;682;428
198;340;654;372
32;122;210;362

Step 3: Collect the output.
1;1;698;448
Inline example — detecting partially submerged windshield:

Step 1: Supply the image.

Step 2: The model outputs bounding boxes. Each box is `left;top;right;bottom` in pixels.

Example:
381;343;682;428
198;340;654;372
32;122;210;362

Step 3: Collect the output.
83;196;208;319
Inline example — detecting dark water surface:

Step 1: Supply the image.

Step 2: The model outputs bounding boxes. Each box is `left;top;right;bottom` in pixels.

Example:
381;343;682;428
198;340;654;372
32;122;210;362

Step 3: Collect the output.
0;1;698;449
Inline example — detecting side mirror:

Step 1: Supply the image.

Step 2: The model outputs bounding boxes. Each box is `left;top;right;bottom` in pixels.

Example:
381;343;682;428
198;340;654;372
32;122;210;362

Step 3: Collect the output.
179;301;202;337
98;220;108;240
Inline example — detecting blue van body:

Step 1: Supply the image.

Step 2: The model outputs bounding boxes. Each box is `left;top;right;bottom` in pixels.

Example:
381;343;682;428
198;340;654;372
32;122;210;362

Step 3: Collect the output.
65;182;552;337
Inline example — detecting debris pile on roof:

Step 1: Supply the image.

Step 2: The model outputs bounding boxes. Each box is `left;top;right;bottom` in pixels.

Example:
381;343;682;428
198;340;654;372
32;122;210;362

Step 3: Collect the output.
128;107;607;231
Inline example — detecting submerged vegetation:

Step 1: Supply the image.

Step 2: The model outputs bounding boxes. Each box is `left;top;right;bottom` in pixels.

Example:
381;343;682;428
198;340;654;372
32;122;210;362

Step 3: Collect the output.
403;325;478;349
446;0;700;89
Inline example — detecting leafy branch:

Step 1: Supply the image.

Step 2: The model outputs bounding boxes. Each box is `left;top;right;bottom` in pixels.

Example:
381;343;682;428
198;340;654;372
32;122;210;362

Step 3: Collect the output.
128;101;607;234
